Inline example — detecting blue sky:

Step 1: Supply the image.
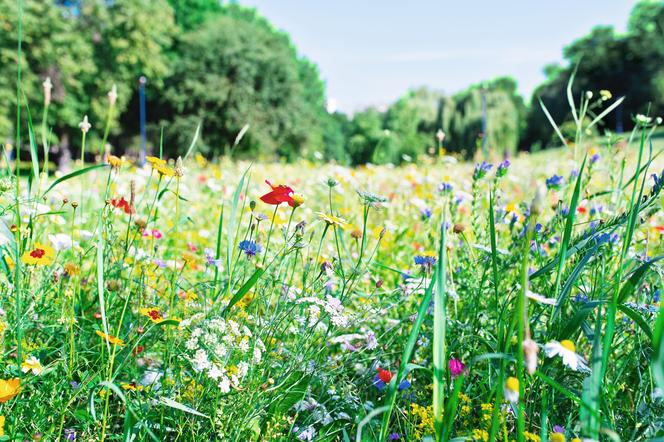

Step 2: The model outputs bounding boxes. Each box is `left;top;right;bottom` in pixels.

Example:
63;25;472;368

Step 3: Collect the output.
239;1;636;113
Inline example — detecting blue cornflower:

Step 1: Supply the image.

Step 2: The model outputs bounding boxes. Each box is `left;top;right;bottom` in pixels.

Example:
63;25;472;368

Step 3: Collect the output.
473;161;493;180
420;206;433;219
438;182;453;193
238;240;262;258
546;174;564;190
414;255;437;271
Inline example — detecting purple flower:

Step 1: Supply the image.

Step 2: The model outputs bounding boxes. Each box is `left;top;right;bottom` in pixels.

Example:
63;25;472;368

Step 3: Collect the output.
204;248;222;268
590;153;600;163
438;182;453;193
64;429;77;441
238;240;262;258
449;359;466;378
420;206;433;219
388;433;401;440
473;161;493;180
497;159;510;177
553;425;565;434
546;174;564;190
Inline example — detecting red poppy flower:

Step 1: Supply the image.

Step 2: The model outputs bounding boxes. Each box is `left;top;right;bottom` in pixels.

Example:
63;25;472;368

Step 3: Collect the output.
260;180;295;207
377;367;393;383
111;196;135;215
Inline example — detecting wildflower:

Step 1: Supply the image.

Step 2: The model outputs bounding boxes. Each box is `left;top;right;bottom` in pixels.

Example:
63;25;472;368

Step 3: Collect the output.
317;212;347;228
64;428;76;441
21;243;55;266
496;159;510;177
600;89;612;101
21;356;44;375
0;378;20;402
79;115;91;134
95;330;126;347
43;77;53;105
543;340;589;371
153;162;176;177
174;156;185;178
523;338;539;375
414;254;436;271
504;376;519;403
110;197;134;215
139;307;165;323
420;206;433;219
107;155;123;168
146;156;165;166
375;368;392;385
49;233;75;252
260;180;296;206
473;161;493;180
438;181;453;193
291;193;305;207
635;114;652;125
449;358;465;378
388;433;401;440
238;240;262;258
121;382;144;391
546;174;564;190
357;190;388;208
526;290;556;305
108;84;118;105
142;229;162;240
550;432;565;442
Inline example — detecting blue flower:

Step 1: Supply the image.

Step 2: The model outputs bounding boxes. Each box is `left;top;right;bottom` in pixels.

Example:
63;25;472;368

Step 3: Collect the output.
438;182;453;193
420;207;433;219
239;240;262;258
414;255;437;271
388;433;402;440
653;289;660;303
546;174;564;190
473;161;493;180
496;159;510;177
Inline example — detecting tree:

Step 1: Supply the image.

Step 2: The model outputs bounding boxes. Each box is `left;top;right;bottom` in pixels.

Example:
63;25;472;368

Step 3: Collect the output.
155;5;327;160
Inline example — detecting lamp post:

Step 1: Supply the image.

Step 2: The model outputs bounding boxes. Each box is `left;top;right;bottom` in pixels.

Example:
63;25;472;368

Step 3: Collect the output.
138;75;147;165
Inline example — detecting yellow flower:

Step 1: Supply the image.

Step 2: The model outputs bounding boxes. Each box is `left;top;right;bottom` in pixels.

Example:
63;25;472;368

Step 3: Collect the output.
21;356;43;375
21;243;55;266
0;378;20;403
107;155;123;168
146;156;166;166
504;376;519;403
153;162;175;177
291;193;305;207
139;307;165;323
96;330;126;347
121;382;144;391
317;212;347;228
0;415;4;436
550;432;565;442
64;262;80;276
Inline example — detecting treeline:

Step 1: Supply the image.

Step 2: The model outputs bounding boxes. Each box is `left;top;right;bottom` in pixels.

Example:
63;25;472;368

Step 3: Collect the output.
0;0;662;165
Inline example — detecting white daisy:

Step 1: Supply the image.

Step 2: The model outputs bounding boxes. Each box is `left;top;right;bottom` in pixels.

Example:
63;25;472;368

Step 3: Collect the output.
543;340;589;372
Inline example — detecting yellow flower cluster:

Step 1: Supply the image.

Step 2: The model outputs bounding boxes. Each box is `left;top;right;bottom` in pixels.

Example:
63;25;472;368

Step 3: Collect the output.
409;403;435;439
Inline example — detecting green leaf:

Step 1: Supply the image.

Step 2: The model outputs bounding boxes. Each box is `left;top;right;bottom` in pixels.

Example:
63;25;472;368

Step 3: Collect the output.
42;164;110;197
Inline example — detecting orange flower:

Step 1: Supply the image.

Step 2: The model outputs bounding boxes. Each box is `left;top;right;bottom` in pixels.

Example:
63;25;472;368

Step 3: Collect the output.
0;378;20;403
96;330;126;347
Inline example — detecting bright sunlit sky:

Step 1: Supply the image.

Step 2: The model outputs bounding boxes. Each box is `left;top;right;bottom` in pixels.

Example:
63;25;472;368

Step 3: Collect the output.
239;0;636;113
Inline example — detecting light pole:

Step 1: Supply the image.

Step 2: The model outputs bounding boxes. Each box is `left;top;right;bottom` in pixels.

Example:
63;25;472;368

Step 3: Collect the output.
138;75;147;165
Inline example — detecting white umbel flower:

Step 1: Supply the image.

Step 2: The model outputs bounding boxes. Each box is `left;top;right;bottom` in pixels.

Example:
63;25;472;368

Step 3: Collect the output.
544;340;589;372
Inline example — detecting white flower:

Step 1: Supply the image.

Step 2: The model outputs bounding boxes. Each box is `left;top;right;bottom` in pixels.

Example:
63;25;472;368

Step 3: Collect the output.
79;115;91;134
49;233;75;251
218;376;231;394
635;114;652;125
207;364;223;381
543;340;589;372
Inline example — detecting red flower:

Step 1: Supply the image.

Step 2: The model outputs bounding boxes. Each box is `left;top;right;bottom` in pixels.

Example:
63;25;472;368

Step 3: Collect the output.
111;196;135;215
377;367;393;383
260;180;295;207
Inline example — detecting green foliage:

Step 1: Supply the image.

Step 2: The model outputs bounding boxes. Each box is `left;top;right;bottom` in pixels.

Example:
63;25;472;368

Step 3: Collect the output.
155;5;326;160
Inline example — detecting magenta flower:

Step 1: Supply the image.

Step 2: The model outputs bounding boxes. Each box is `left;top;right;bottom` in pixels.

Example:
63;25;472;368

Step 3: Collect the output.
449;358;466;378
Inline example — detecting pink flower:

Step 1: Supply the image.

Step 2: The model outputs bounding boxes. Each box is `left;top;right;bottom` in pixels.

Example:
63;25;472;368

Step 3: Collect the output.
449;358;466;378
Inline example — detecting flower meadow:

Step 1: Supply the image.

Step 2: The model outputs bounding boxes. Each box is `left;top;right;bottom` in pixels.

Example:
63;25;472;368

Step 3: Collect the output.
0;87;663;442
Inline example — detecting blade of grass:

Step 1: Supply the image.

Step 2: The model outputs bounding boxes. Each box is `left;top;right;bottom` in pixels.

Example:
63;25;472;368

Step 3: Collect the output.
433;216;447;441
